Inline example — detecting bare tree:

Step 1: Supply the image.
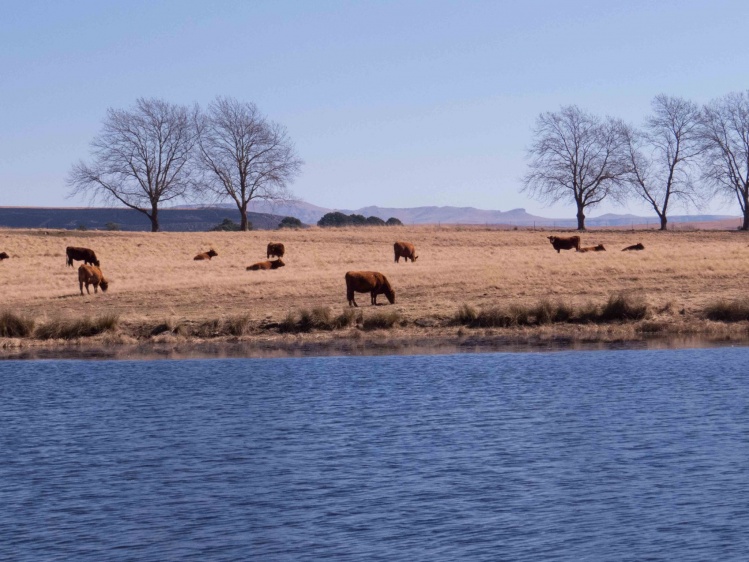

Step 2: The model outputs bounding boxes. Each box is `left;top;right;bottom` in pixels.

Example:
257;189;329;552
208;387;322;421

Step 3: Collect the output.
195;97;302;231
522;105;630;230
700;91;749;230
68;98;198;232
624;95;703;230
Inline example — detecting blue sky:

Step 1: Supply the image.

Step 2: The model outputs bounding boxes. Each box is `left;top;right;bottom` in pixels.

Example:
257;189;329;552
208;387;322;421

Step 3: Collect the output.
2;0;748;218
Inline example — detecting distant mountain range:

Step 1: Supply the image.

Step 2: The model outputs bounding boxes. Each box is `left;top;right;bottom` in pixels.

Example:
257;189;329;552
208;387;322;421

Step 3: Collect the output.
0;202;738;231
232;200;737;228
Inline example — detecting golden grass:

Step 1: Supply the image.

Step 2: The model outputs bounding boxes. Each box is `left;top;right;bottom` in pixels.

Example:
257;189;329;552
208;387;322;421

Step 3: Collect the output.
1;225;749;345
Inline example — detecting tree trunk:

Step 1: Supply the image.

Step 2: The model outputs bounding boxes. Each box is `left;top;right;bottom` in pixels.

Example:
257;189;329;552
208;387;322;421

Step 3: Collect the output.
659;215;668;231
576;207;586;231
240;203;249;231
742;210;749;231
151;205;159;232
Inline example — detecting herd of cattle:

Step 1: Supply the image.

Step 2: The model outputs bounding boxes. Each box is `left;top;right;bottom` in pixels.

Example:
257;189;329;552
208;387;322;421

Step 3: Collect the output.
1;235;643;305
547;236;645;253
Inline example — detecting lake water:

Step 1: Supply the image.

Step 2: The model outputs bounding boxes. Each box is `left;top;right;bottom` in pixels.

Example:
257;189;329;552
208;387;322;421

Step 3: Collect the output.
2;348;749;561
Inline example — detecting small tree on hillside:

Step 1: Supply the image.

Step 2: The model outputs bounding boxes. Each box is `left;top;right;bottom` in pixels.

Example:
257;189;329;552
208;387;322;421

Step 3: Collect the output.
386;217;403;226
366;216;386;226
522;105;630;230
68;98;198;232
194;97;302;231
279;216;303;229
624;95;703;230
318;212;351;227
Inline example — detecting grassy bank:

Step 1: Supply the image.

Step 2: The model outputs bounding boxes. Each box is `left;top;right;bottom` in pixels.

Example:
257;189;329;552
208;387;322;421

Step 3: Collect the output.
2;226;749;354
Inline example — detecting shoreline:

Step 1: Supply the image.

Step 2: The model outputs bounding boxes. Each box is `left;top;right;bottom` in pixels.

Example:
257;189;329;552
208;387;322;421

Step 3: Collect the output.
3;320;749;361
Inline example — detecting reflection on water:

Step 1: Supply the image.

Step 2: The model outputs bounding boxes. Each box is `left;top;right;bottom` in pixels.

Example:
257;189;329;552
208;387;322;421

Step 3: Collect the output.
2;349;749;560
2;334;748;361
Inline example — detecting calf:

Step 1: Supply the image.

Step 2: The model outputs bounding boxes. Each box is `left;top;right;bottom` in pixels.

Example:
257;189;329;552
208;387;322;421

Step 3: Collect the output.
66;246;100;267
345;271;395;307
578;244;606;253
267;242;285;259
247;259;285;271
194;249;218;260
547;236;581;253
78;265;109;295
622;243;645;251
394;241;418;263
0;252;9;261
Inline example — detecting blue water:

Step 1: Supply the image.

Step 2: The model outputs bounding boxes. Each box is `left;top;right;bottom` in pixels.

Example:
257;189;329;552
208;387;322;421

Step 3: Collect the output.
2;349;749;561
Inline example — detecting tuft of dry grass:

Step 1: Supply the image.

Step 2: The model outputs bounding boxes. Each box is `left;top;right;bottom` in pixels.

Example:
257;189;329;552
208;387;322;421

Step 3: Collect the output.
704;300;749;322
362;310;403;330
278;307;357;333
0;311;35;337
453;293;648;328
35;314;119;340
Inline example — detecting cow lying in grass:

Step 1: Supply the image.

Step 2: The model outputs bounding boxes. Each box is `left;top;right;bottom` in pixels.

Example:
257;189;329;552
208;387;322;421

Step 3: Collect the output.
547;235;581;253
622;243;645;251
194;249;218;260
78;264;108;295
345;271;395;307
0;252;9;261
578;244;606;252
66;246;100;267
247;259;285;271
394;241;418;263
267;242;285;259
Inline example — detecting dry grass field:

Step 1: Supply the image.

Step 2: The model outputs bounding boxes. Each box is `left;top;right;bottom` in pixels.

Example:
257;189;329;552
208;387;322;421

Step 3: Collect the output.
2;225;749;353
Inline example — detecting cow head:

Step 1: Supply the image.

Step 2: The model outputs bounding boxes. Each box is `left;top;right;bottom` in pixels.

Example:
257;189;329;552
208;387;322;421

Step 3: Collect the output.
271;259;285;269
385;287;395;304
547;236;557;243
99;279;109;292
207;249;218;258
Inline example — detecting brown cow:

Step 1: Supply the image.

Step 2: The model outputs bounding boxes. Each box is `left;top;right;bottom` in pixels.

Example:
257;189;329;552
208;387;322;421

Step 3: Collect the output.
0;252;9;261
247;259;285;271
547;236;581;253
622;243;645;251
267;242;285;259
78;264;108;295
66;246;100;267
394;241;418;263
345;271;395;307
194;249;218;261
578;244;606;253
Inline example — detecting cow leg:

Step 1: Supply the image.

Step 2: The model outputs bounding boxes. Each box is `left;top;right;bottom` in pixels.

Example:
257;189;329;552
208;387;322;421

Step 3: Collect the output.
80;281;84;295
94;283;98;294
371;292;377;305
348;290;357;307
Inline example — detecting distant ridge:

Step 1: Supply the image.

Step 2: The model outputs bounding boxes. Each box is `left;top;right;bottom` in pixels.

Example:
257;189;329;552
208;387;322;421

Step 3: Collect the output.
0;204;738;231
0;207;284;231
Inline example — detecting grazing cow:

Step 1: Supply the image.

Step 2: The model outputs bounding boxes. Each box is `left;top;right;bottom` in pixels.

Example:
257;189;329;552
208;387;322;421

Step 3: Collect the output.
267;242;285;259
345;271;395;307
78;264;108;295
194;249;218;261
394;241;418;263
0;252;9;261
578;244;606;253
246;259;285;271
622;243;645;251
66;246;100;267
547;235;581;253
